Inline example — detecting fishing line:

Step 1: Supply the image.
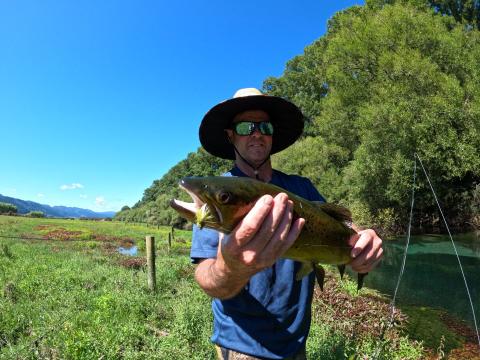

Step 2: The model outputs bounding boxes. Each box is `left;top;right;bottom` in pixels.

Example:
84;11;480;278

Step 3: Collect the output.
373;152;480;357
387;153;417;328
372;154;416;359
415;152;480;348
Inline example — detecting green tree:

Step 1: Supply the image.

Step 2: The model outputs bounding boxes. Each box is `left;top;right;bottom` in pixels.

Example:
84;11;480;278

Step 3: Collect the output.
27;211;45;218
0;202;17;215
266;1;480;231
429;0;480;29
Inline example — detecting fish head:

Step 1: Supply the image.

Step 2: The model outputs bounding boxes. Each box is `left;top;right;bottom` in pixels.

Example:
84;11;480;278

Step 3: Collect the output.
170;176;261;233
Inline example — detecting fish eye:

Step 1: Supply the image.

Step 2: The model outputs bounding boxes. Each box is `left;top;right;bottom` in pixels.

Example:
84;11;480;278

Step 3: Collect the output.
217;191;231;204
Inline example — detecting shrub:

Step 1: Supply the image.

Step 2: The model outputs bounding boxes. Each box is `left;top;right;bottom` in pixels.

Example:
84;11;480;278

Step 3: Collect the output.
27;211;45;218
0;202;17;215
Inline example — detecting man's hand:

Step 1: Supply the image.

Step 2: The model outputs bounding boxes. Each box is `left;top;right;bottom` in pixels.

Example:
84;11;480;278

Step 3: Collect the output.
348;229;383;273
220;193;305;277
195;193;305;299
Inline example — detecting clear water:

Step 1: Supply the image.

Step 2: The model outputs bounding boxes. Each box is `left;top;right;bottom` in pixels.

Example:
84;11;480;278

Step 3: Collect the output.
117;245;138;256
362;232;480;328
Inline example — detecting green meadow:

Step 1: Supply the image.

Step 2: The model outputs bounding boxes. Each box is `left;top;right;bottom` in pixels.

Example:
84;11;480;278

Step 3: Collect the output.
0;215;475;359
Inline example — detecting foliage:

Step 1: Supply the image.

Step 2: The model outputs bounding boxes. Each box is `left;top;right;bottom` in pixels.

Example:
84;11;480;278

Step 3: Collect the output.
267;1;480;232
402;306;464;352
0;202;17;215
26;211;45;218
428;0;480;30
308;272;424;359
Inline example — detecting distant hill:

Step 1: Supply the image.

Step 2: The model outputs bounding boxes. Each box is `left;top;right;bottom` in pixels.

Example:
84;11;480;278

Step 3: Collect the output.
0;194;116;218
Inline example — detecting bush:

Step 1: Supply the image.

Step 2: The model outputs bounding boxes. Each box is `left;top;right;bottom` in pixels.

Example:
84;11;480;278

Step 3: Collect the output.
27;211;45;218
0;202;17;215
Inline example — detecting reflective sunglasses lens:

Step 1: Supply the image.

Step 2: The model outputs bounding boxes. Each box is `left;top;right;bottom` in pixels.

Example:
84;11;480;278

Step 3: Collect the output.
233;121;274;136
234;122;253;135
259;122;274;135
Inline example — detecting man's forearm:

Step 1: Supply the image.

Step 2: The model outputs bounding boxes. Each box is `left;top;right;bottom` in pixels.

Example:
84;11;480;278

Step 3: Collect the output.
195;258;250;300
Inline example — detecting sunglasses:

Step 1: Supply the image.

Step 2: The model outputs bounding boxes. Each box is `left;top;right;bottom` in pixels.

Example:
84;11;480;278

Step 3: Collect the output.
231;121;274;136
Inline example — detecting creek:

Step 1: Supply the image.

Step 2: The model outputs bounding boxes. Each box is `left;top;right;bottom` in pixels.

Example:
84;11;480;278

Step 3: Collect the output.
361;232;480;328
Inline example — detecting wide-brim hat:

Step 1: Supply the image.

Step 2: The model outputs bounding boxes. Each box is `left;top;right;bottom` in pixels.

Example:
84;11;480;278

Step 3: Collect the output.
199;88;304;160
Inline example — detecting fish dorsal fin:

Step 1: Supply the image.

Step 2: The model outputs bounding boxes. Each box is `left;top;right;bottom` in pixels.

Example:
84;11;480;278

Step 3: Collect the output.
313;202;352;223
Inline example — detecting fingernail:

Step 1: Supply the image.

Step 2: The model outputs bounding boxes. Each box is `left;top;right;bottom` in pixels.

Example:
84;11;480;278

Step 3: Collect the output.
351;248;361;258
263;196;273;205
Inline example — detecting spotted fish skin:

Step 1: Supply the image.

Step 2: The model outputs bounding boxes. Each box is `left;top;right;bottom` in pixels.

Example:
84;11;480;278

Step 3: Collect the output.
170;176;365;289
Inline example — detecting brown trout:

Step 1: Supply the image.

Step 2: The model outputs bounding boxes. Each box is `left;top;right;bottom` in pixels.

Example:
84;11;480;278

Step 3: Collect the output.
170;176;366;289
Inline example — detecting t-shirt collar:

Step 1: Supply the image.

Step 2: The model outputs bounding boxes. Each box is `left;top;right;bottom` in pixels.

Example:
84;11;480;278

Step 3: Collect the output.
230;165;277;183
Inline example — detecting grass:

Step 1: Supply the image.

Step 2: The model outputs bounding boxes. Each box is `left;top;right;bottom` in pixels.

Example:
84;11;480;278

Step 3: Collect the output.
0;216;212;359
0;216;191;251
1;215;477;359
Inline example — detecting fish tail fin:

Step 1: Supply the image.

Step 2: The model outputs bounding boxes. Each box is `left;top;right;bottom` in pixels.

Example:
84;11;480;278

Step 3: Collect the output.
357;272;368;291
312;264;325;291
337;264;346;279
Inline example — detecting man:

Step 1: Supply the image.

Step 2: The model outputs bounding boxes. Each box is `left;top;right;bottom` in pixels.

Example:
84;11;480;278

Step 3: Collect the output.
191;88;383;360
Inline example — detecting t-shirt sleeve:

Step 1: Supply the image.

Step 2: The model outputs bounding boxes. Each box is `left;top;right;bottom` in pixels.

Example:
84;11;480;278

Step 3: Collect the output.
190;225;220;263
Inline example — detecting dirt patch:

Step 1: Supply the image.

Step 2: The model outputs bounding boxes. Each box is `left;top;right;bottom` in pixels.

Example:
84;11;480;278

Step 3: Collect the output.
90;234;134;243
119;257;146;270
447;342;480;359
313;273;407;339
42;228;83;240
439;312;478;343
438;312;480;359
101;242;118;255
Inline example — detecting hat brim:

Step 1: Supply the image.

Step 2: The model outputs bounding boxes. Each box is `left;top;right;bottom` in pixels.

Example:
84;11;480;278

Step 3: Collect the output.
199;95;304;160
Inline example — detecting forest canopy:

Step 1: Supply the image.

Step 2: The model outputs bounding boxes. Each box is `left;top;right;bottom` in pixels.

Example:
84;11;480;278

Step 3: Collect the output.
116;0;480;234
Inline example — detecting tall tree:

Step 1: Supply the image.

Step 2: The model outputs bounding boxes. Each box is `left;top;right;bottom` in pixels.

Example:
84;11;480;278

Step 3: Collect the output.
429;0;480;29
267;1;480;231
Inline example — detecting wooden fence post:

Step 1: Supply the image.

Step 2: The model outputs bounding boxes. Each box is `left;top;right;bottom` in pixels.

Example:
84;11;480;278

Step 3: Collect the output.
146;236;156;292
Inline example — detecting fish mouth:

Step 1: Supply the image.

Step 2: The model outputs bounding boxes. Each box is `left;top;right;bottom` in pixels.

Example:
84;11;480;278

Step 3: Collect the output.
170;178;222;229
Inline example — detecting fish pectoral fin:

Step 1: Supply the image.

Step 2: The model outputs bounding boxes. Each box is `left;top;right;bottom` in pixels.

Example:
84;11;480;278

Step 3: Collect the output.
357;272;368;291
313;264;325;291
337;264;346;279
313;202;352;223
295;262;313;281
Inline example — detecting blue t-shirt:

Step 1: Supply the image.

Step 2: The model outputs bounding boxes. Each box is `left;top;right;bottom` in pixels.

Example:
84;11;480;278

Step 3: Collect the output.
190;166;325;359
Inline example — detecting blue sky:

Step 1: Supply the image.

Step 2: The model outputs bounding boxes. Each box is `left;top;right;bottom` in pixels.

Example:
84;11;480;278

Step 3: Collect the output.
0;0;362;212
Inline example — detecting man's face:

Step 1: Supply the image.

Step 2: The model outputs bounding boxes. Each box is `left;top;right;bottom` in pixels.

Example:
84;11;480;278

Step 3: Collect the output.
225;110;273;166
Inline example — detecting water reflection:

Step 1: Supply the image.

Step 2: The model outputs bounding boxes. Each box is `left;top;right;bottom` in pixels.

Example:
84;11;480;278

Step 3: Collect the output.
118;246;138;256
360;232;479;327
